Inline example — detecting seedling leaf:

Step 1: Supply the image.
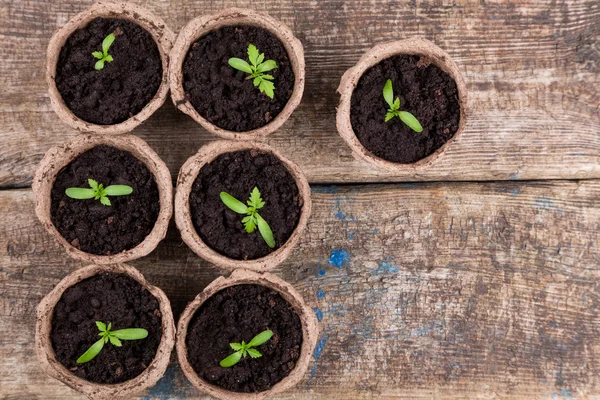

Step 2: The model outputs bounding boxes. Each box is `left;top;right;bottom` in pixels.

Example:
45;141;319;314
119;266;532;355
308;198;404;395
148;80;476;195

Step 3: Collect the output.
248;44;260;66
230;343;243;351
248;330;273;347
220;351;242;367
221;192;249;214
398;111;423;133
104;185;133;196
112;328;149;340
383;79;394;108
100;196;111;206
77;338;105;364
92;51;104;59
109;336;122;347
102;33;116;55
96;321;107;332
247;348;262;358
93;33;116;70
65;188;95;199
228;58;253;74
257;214;275;248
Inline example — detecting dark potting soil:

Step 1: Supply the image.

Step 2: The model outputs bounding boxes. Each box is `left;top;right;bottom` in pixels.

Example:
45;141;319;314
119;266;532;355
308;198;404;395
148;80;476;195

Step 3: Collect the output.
50;145;160;255
186;284;303;392
350;54;461;163
55;18;162;125
50;272;163;384
182;25;295;132
190;150;302;260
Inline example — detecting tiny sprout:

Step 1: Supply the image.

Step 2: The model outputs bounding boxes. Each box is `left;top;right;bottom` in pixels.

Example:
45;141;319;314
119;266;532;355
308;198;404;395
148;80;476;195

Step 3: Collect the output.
76;321;148;364
92;33;116;70
65;178;132;206
383;79;423;133
228;44;278;99
220;330;273;368
220;187;275;248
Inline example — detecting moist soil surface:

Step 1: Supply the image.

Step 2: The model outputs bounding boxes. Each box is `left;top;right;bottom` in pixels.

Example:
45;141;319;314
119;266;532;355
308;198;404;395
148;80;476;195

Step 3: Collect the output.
350;54;461;163
51;145;160;255
186;284;303;392
51;272;163;384
190;150;302;260
183;25;295;132
55;17;162;125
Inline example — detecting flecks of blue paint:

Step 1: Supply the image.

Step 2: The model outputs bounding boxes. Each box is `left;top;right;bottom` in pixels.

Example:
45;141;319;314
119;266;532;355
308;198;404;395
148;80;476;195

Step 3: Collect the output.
335;211;346;220
316;289;325;298
310;337;327;377
491;15;501;19
533;196;562;213
318;269;326;276
510;188;521;196
311;186;338;194
560;389;574;398
329;248;350;268
371;228;380;234
570;153;585;156
554;33;559;37
313;307;323;322
348;233;355;239
143;365;193;399
372;260;399;276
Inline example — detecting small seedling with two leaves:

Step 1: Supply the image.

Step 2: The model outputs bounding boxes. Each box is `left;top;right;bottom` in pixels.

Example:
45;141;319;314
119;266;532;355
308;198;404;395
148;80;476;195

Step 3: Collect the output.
220;330;273;367
76;321;148;364
220;187;275;248
92;33;116;70
383;79;423;133
228;44;278;99
65;178;132;206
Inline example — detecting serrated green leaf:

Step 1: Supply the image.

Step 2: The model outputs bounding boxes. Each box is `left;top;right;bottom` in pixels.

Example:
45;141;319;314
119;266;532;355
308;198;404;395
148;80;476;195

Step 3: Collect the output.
244;217;257;233
95;59;105;70
107;322;111;331
102;33;116;55
230;343;243;351
398;111;423;133
256;60;277;73
96;321;107;332
100;196;111;206
385;112;395;122
220;351;242;367
220;192;249;214
248;187;263;208
65;188;95;199
260;74;275;81
248;329;273;347
104;185;133;196
259;79;275;99
112;328;148;340
247;348;262;358
248;44;259;66
383;79;394;108
228;57;253;74
88;179;98;190
77;338;105;364
92;51;104;59
104;55;113;63
393;98;400;110
256;214;275;248
253;76;262;87
256;53;265;66
109;336;122;347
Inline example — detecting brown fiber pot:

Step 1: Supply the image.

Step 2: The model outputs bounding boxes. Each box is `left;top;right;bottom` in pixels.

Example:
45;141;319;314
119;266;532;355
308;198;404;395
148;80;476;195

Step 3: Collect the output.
336;37;468;171
175;140;311;272
35;263;176;399
169;8;305;140
47;1;175;135
32;134;173;264
176;269;319;400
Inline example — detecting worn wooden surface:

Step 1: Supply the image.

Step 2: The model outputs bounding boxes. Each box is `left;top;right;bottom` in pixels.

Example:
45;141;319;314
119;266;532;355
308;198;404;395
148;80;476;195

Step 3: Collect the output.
2;182;600;399
0;0;599;186
1;0;599;399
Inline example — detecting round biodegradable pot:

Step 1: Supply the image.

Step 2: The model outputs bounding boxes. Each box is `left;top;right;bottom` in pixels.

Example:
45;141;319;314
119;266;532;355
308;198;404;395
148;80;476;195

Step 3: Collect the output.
32;134;172;264
175;140;311;272
176;269;319;400
36;263;176;399
336;37;468;171
47;1;175;135
169;8;305;140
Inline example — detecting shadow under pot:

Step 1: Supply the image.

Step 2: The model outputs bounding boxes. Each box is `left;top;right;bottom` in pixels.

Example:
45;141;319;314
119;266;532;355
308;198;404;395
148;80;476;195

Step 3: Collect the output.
177;269;319;400
32;134;173;264
175;140;311;272
336;37;468;171
36;263;175;399
47;1;175;134
169;8;305;140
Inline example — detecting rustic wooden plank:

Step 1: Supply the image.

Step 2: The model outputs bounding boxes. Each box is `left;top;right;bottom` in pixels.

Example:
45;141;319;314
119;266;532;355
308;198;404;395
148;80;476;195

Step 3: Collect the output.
1;181;599;398
0;0;599;187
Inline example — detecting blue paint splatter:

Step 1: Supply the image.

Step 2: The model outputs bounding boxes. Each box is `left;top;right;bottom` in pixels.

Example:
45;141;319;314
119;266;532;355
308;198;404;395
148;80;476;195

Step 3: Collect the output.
316;289;325;298
313;307;323;322
510;188;521;196
143;365;193;399
348;233;355;239
313;337;326;361
372;260;399;276
560;389;574;398
311;186;338;194
329;248;350;267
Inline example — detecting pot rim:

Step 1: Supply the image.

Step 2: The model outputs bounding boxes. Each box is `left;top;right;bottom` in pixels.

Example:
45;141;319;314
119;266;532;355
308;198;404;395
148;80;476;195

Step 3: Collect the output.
35;263;176;399
169;7;305;140
174;140;311;272
176;269;319;400
46;1;175;135
32;134;173;264
336;37;468;171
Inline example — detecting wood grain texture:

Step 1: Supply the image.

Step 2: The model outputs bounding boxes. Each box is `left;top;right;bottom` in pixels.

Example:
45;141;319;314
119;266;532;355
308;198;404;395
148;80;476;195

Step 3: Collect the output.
2;181;599;399
0;0;599;187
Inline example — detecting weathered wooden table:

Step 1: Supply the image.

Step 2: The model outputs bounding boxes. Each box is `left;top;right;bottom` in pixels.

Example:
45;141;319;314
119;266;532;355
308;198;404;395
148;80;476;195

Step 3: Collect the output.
1;0;599;398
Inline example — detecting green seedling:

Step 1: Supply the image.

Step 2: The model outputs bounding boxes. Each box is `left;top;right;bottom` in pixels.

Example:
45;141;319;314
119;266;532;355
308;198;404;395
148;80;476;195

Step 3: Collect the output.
220;330;273;368
76;321;148;364
219;187;275;248
383;79;423;133
228;44;278;99
92;33;116;70
65;178;132;206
